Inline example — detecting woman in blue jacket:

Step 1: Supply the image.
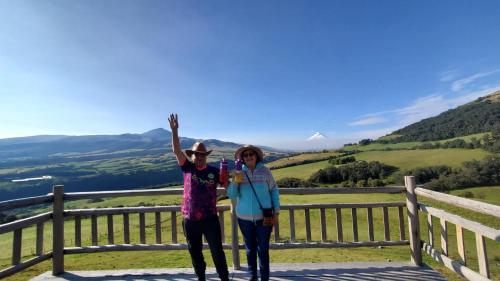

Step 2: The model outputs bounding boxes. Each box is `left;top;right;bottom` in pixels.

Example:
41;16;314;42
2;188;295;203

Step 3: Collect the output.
227;145;280;281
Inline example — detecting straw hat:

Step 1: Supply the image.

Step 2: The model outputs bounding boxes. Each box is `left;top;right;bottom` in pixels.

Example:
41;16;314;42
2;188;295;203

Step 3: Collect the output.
234;145;264;161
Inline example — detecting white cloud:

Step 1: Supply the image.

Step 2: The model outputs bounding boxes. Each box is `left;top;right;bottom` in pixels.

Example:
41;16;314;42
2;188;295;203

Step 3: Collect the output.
393;95;450;126
451;69;500;92
439;69;459;82
343;84;500;141
350;127;400;140
349;116;388;126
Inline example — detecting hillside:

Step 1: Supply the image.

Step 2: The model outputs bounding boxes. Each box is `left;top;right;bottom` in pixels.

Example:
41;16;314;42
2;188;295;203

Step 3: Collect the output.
0;129;285;200
387;91;500;142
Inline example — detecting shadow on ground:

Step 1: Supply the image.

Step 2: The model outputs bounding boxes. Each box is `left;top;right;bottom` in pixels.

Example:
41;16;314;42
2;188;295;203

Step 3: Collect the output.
30;262;447;281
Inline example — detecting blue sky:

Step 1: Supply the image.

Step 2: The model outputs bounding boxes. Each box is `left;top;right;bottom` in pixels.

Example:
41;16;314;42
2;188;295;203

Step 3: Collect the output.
1;1;499;150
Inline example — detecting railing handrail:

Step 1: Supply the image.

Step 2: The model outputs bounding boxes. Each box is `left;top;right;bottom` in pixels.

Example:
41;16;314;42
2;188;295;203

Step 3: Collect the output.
62;201;406;217
0;187;407;210
63;186;406;200
418;203;500;242
1;180;498;280
415;187;500;218
0;194;53;211
0;212;52;234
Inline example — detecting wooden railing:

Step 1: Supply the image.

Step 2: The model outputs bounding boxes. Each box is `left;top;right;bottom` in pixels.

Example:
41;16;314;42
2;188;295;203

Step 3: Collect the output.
415;187;500;281
0;176;498;281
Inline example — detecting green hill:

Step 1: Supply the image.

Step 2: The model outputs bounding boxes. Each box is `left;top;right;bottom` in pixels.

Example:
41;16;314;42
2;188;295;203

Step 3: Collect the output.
386;91;500;142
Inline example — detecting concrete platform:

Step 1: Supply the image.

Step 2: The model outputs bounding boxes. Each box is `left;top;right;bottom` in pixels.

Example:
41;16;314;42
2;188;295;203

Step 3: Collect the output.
31;262;447;281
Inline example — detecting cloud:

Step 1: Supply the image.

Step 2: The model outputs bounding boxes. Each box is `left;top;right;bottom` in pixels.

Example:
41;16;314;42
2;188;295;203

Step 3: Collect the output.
351;127;401;140
393;95;450;126
451;69;500;92
349;116;388;126
439;69;459;82
344;84;500;141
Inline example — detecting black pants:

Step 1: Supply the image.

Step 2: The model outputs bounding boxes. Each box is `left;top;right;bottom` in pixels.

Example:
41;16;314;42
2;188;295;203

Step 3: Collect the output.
183;215;229;281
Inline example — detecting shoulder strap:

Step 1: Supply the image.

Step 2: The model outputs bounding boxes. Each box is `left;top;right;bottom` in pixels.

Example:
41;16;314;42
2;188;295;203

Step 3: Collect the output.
244;171;273;210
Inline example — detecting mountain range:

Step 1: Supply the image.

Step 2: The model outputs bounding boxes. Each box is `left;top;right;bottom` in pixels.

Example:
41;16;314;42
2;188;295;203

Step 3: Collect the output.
0;129;285;200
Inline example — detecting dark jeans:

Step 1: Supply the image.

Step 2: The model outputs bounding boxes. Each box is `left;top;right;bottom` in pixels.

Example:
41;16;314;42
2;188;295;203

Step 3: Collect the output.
183;215;229;281
238;218;273;281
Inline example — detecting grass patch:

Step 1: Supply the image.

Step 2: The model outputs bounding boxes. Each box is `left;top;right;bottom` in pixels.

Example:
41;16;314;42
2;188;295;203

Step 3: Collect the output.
344;132;490;152
355;149;489;170
271;160;331;180
266;151;340;169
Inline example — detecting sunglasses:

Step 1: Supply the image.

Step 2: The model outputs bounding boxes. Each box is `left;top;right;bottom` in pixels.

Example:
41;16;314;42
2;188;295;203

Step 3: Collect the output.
242;152;255;158
194;152;207;157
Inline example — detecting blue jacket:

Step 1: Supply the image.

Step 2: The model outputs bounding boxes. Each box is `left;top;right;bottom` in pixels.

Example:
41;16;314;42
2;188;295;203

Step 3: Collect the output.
227;162;280;221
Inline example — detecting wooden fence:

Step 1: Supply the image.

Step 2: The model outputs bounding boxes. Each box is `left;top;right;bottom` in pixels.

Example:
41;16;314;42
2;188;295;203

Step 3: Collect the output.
0;176;498;281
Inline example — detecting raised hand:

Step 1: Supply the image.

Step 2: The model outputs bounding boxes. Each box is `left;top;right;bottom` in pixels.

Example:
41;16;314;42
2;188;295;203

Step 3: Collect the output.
168;114;179;131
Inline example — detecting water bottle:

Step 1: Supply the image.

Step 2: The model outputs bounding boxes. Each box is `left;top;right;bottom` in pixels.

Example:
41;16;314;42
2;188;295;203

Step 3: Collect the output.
234;158;244;184
219;157;228;185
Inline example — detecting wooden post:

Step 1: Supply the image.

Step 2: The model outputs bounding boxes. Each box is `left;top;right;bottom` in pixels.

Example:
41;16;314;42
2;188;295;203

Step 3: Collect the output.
139;213;146;244
218;211;225;243
440;218;448;256
427;213;434;247
351;208;358;242
171;211;177;244
230;200;240;270
320;208;327;242
155;212;162;244
289;209;296;242
12;229;22;265
398;206;405;241
74;216;81;247
336;208;343;242
456;226;466;265
52;185;64;275
367;208;374;241
383;207;390;241
123;213;130;244
405;176;422;266
305;209;311;242
475;233;490;278
36;222;44;255
91;215;98;246
107;214;114;245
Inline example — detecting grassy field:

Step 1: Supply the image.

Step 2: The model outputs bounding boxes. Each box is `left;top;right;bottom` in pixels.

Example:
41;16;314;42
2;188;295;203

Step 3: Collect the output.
271;160;331;180
1;187;499;281
270;148;490;181
344;132;490;152
266;151;340;169
355;149;489;169
343;141;421;152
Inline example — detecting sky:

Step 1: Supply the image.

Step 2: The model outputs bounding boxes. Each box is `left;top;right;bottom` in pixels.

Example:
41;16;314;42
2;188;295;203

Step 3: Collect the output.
1;0;500;150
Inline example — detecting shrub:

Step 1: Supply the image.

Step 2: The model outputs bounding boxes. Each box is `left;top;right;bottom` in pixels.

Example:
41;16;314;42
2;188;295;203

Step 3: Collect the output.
309;161;397;184
276;177;317;188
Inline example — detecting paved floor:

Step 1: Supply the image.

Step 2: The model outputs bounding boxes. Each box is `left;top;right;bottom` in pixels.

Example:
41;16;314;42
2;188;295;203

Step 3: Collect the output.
31;262;447;281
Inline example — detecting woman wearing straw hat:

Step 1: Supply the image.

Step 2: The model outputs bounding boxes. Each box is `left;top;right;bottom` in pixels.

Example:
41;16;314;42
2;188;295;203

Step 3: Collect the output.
227;145;280;281
168;114;229;281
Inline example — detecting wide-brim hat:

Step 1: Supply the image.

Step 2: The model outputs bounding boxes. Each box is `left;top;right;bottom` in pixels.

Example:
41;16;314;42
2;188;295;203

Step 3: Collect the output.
185;142;213;157
235;145;264;161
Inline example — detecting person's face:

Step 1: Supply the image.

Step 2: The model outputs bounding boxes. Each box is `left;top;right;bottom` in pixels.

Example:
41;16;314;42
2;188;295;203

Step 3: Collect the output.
242;149;257;166
192;152;208;167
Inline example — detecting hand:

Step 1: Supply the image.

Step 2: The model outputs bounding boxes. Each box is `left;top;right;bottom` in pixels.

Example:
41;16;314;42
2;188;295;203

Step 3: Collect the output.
168;114;179;131
273;213;279;227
